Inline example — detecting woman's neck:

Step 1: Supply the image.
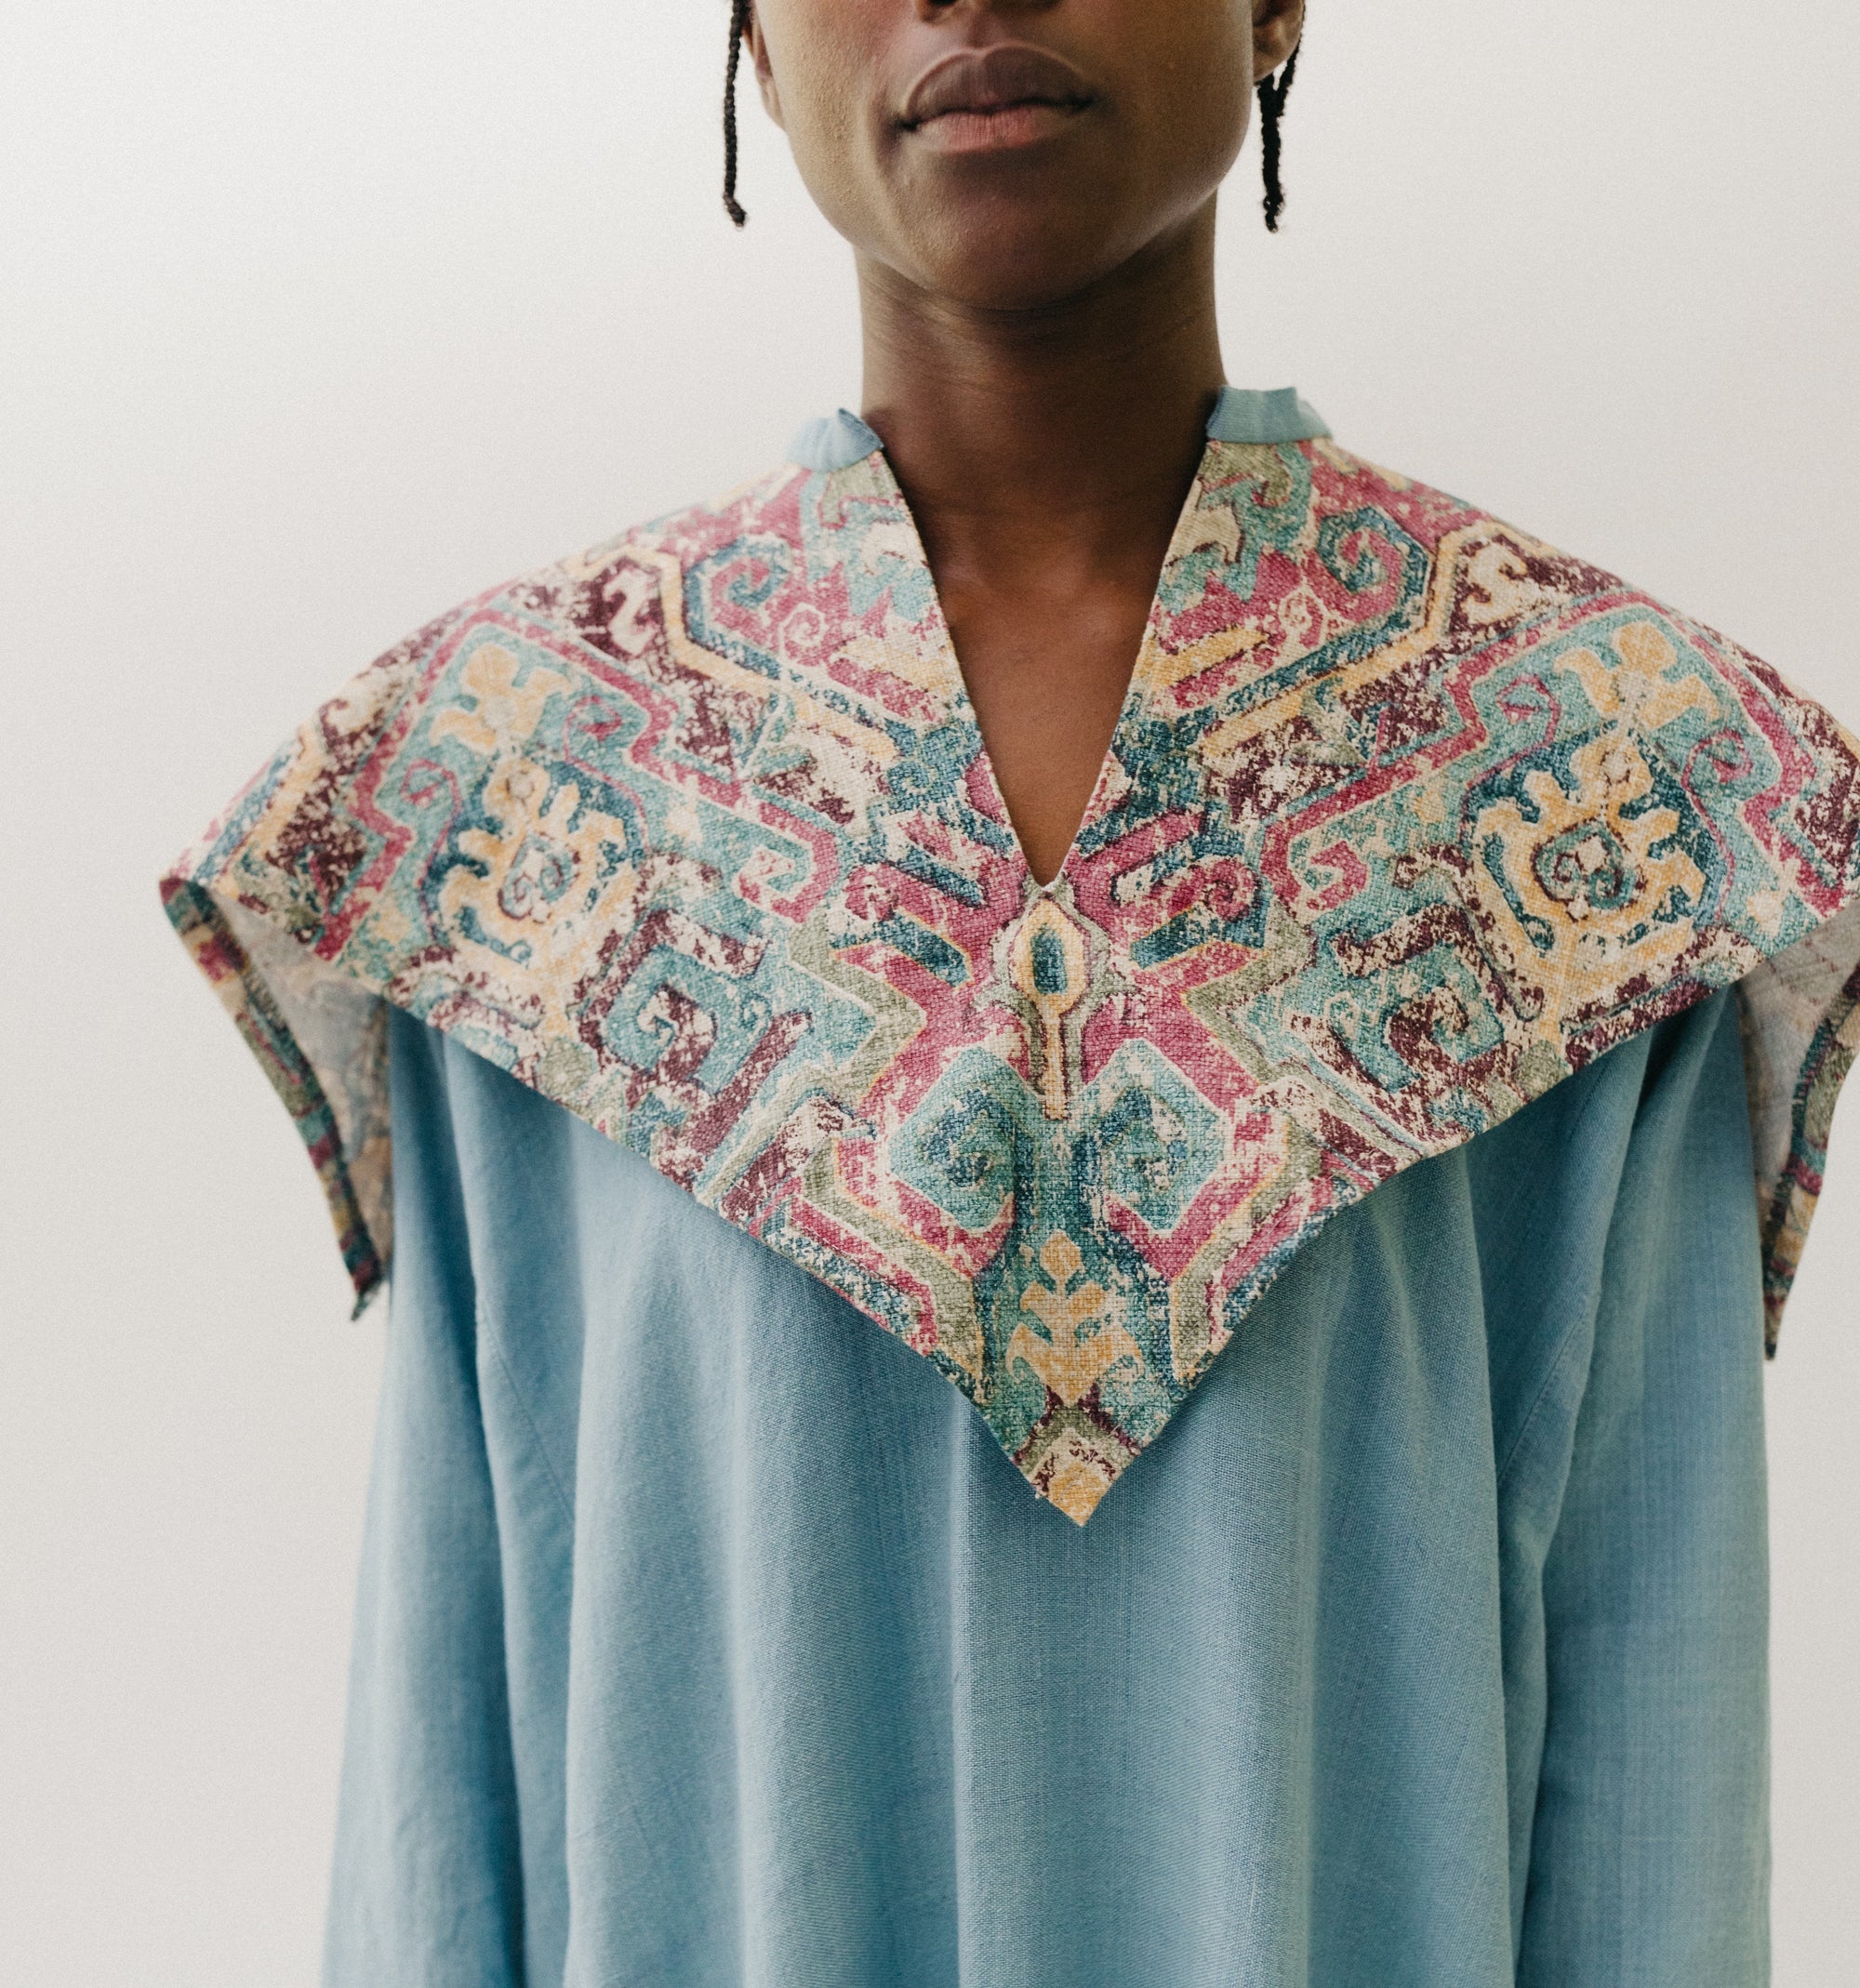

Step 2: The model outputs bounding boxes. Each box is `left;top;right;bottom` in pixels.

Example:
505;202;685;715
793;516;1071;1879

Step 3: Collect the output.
852;199;1229;885
855;198;1228;578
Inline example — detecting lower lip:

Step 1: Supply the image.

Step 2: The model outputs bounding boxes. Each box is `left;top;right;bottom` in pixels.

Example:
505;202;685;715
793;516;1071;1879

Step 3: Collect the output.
906;101;1089;155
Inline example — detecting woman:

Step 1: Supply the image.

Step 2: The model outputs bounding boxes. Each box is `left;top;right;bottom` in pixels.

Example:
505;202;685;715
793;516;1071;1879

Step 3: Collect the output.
162;2;1860;1981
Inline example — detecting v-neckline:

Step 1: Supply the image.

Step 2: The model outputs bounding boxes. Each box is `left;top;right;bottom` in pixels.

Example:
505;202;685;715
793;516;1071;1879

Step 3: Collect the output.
857;433;1223;895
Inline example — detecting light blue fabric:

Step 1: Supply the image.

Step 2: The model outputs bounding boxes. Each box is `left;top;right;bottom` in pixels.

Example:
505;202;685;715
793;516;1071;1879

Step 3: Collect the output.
787;408;885;471
1202;383;1330;443
785;387;1328;471
324;987;1770;1987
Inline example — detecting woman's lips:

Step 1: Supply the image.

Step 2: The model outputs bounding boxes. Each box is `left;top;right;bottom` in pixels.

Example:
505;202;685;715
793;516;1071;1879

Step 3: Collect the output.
898;43;1097;153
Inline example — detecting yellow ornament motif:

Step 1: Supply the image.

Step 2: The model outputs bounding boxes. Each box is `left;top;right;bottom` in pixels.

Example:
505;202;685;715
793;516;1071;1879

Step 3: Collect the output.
1008;1231;1143;1411
1471;713;1712;1037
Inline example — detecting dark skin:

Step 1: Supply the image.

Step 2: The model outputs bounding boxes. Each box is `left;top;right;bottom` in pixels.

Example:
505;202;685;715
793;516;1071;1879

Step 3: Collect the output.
748;0;1306;883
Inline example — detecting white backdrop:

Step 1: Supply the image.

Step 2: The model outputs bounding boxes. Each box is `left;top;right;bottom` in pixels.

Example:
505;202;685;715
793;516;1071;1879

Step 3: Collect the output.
3;2;1854;1981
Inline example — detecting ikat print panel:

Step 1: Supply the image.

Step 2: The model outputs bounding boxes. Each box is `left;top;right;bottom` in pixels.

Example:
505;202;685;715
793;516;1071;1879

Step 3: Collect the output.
165;424;1860;1521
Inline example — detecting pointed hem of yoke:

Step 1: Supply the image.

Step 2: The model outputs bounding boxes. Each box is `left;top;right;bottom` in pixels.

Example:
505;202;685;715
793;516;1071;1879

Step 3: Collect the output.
163;421;1860;1521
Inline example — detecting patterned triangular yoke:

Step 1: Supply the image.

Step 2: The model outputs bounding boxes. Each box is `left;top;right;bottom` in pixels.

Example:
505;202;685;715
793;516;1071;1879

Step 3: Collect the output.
164;388;1860;1522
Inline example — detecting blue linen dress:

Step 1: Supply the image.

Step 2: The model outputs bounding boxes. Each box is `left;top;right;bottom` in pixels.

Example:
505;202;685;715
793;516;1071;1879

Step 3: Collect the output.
163;385;1860;1984
321;984;1770;1987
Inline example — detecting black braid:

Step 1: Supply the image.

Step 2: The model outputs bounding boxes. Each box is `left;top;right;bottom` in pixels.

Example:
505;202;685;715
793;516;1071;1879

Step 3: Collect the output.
723;0;751;227
1256;42;1300;232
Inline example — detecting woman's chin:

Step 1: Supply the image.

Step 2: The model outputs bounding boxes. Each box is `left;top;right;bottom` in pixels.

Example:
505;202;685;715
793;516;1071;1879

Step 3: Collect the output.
888;213;1147;315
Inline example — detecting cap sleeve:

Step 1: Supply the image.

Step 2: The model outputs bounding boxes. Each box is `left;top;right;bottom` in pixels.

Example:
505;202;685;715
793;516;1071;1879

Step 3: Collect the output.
160;609;464;1310
1736;898;1860;1340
